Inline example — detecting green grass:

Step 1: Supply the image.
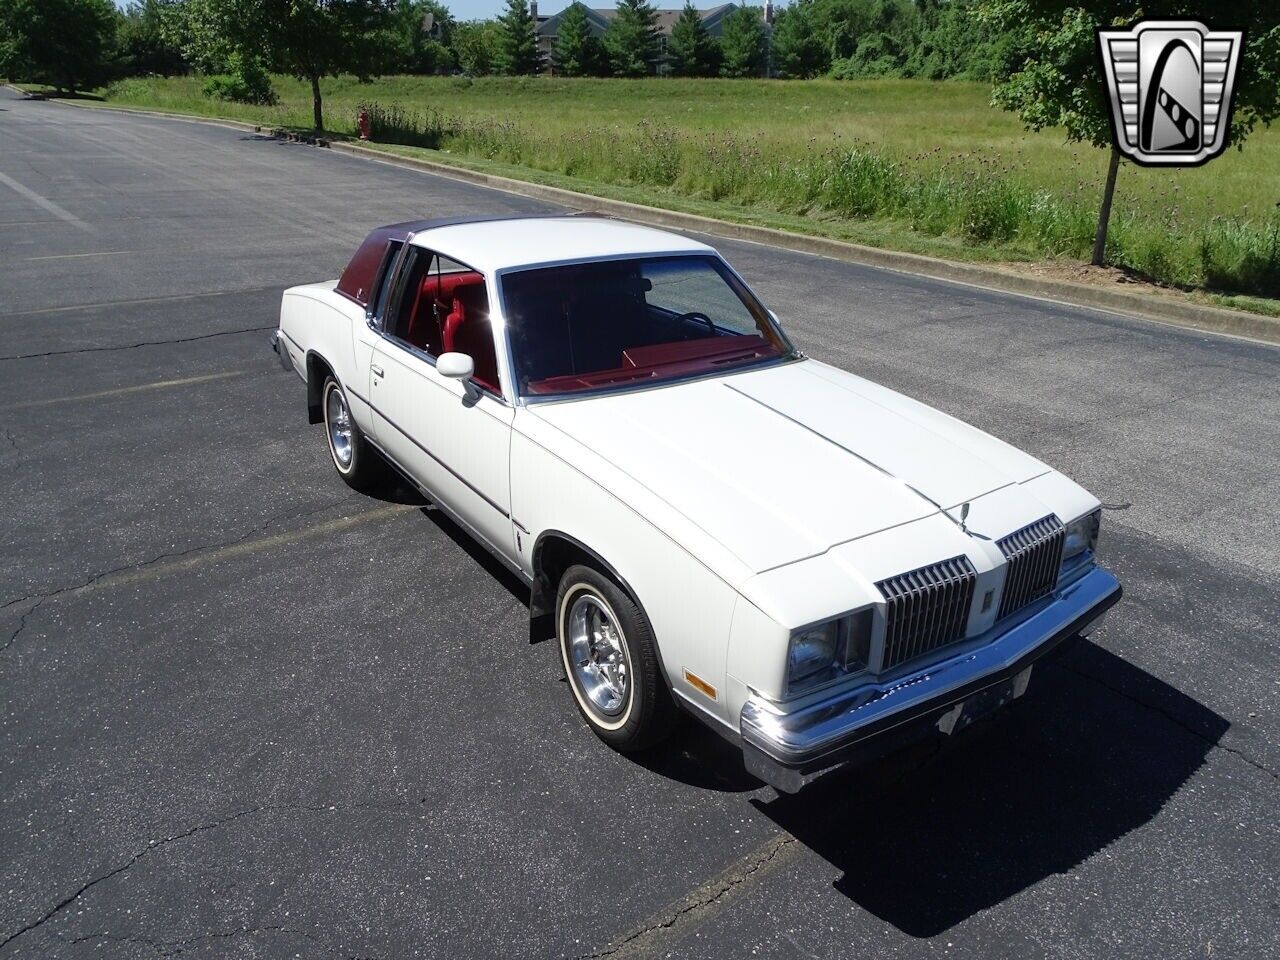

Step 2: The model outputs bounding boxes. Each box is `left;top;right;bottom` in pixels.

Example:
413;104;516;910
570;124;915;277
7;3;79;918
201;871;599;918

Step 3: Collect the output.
84;75;1280;303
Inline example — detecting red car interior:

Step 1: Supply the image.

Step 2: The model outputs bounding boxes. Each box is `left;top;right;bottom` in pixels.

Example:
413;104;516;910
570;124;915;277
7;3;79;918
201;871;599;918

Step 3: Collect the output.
619;336;772;369
503;257;787;396
527;335;780;395
402;270;500;393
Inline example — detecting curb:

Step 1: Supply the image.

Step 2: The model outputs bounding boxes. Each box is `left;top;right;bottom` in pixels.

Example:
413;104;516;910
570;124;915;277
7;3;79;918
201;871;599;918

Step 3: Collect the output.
26;92;1280;346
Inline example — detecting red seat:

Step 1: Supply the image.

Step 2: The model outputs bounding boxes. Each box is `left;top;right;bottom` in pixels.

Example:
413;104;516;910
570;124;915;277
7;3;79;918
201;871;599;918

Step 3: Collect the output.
442;287;499;393
405;271;486;352
404;280;439;352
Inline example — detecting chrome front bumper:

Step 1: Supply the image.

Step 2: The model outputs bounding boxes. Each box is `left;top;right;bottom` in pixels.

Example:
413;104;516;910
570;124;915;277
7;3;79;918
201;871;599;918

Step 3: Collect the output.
270;330;293;372
740;566;1122;792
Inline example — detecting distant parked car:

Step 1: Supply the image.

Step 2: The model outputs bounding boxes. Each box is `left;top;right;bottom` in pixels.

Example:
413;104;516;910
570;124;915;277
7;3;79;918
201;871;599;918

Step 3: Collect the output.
272;215;1121;792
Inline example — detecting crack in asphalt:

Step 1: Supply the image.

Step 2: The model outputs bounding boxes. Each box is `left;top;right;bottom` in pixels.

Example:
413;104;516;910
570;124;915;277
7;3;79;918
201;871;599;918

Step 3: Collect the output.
66;925;317;958
575;833;800;959
1052;659;1280;782
2;798;431;954
0;807;264;953
1;492;360;654
568;653;1280;959
0;283;288;321
0;324;274;361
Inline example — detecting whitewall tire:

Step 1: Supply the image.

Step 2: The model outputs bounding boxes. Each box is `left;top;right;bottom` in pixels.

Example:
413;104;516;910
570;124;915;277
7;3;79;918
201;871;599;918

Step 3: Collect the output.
321;375;385;492
556;564;677;752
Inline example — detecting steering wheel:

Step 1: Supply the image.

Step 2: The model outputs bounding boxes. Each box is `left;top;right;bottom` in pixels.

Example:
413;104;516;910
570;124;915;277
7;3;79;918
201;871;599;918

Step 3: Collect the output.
677;311;716;335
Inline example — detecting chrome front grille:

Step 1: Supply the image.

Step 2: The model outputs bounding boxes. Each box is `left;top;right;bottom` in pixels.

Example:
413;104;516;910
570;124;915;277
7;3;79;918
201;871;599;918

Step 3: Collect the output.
996;515;1065;620
877;557;977;671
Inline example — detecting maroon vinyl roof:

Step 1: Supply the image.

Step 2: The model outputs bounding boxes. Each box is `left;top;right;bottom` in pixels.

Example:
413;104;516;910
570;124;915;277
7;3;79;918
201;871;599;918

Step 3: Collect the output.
335;214;575;307
335;221;425;307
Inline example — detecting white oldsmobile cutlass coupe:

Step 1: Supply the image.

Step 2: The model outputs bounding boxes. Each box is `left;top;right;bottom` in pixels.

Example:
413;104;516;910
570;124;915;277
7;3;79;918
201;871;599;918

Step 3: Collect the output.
272;214;1121;792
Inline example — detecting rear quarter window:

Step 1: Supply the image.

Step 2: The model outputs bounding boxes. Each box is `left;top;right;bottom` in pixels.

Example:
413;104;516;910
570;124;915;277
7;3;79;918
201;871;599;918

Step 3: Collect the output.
337;233;403;307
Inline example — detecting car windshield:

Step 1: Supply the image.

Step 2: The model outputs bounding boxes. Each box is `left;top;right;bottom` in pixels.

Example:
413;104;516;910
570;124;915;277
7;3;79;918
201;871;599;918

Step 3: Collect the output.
501;255;793;397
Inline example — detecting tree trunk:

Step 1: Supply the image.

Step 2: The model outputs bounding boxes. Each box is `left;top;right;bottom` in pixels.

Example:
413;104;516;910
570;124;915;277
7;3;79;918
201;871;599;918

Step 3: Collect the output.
310;73;323;131
1091;147;1121;266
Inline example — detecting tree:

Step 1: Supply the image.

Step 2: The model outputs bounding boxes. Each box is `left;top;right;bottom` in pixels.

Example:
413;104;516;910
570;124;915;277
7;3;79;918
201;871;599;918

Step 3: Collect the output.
771;0;827;78
453;19;504;75
553;2;606;77
167;0;397;130
265;0;398;129
603;0;659;77
495;0;538;75
667;2;718;77
391;0;456;74
719;4;767;77
906;0;1020;81
981;1;1280;264
118;0;187;77
0;0;118;94
159;0;260;75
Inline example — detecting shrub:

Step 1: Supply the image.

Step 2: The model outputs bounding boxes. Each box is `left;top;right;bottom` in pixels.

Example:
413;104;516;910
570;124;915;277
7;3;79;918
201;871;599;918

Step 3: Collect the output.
625;120;681;185
1200;216;1280;298
820;148;900;219
958;176;1022;243
359;101;450;148
202;54;276;105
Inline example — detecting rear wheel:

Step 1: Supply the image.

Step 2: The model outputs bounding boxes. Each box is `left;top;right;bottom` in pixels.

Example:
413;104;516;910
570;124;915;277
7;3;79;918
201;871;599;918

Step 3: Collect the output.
556;565;677;752
322;375;385;492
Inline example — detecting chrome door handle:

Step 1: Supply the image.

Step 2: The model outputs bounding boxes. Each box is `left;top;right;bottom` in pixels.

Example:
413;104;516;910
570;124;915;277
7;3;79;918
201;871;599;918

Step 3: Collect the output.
371;364;384;377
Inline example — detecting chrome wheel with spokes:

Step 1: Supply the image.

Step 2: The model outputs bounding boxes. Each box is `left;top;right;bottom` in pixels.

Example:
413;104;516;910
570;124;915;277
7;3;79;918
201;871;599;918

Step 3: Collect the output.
325;384;354;470
319;374;385;492
567;593;630;717
556;564;677;751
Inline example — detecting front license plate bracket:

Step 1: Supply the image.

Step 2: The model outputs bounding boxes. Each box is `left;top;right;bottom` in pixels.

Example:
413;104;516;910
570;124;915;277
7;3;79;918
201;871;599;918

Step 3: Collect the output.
935;665;1033;736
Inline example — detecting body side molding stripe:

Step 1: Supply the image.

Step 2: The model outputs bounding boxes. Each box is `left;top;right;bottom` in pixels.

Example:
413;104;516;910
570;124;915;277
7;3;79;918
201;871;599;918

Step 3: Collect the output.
348;386;511;520
362;433;532;585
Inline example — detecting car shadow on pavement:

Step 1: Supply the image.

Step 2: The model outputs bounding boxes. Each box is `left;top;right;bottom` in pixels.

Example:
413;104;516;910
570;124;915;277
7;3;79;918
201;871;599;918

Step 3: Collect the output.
365;475;531;603
368;474;432;507
750;639;1228;937
417;500;532;604
634;718;765;792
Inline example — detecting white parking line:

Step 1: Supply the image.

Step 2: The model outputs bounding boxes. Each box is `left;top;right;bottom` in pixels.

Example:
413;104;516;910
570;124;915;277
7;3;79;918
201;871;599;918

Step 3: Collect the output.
70;505;417;599
23;250;130;262
0;168;94;232
12;371;249;408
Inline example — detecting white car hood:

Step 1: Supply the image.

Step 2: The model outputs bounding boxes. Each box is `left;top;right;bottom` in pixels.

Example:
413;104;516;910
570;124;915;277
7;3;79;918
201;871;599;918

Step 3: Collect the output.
528;359;1050;573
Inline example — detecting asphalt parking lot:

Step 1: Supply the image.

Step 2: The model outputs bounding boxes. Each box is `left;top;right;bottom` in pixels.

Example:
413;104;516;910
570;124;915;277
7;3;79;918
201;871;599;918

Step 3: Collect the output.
2;86;1278;959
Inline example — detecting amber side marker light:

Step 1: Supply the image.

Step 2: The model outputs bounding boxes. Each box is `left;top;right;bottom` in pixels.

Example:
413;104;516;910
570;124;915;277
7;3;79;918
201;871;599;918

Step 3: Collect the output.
684;670;718;701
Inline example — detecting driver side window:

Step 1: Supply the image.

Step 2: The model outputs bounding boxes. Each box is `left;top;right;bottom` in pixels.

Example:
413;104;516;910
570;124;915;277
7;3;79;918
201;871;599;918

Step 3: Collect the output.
382;248;502;395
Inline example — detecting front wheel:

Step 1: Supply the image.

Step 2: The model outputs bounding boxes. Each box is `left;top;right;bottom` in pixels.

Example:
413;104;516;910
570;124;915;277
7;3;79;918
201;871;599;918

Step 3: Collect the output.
322;375;385;492
556;565;677;752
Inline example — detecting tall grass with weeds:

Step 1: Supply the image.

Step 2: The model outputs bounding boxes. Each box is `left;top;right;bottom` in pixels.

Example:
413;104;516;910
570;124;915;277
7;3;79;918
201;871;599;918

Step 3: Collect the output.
92;74;1279;301
356;98;1280;298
